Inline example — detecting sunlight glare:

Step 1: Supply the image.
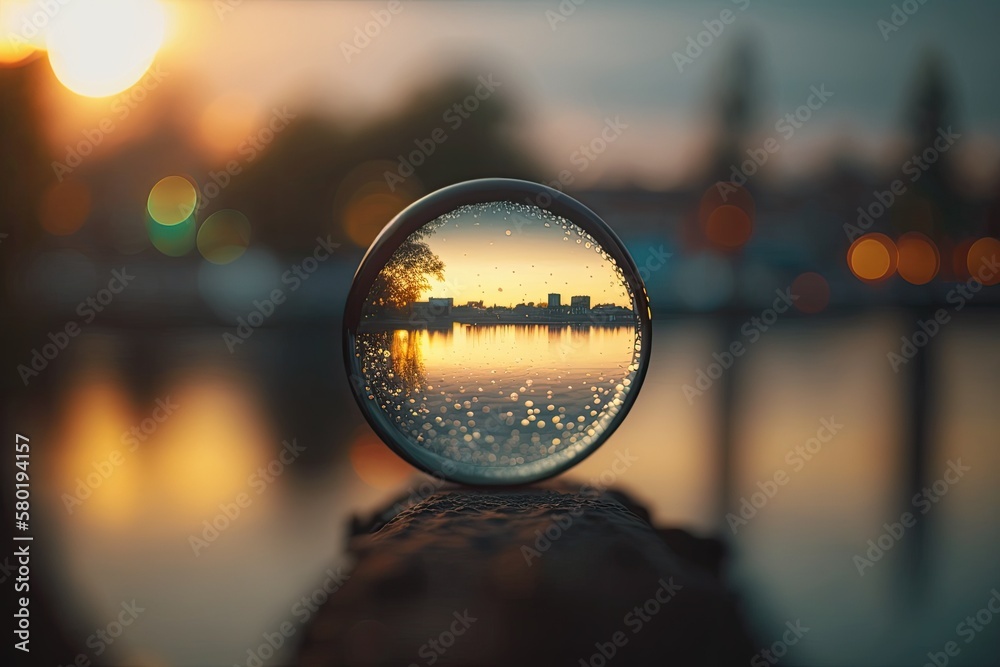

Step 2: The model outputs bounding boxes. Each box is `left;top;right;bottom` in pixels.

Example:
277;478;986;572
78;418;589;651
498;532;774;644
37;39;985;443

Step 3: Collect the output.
45;0;166;97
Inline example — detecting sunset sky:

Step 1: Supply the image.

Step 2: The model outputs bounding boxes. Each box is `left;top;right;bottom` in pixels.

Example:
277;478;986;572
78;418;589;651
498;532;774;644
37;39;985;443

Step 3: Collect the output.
415;206;633;308
31;0;1000;192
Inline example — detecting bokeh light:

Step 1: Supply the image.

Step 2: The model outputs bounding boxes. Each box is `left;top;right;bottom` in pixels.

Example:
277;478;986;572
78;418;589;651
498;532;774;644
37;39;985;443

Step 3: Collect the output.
334;160;422;248
344;192;413;248
949;238;974;281
896;232;940;285
349;429;412;490
148;214;195;257
45;0;166;97
197;209;251;265
148;175;197;226
39;179;91;236
704;204;753;250
791;272;830;314
967;237;1000;286
699;181;755;224
847;233;897;283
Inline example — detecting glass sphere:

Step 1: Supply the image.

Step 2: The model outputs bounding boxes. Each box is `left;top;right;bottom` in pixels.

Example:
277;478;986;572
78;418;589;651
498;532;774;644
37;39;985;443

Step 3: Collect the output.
343;179;651;485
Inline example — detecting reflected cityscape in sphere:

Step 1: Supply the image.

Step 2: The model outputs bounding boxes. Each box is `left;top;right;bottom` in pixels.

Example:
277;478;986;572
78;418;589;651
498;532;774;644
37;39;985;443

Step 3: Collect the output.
348;198;648;483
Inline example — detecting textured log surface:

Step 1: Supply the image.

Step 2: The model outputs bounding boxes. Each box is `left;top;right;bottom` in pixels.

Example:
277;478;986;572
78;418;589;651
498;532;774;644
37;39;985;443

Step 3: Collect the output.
297;484;755;666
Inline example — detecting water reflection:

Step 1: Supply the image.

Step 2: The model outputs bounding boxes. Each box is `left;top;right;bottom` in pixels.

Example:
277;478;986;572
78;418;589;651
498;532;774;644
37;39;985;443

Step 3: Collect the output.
358;323;638;476
23;318;1000;666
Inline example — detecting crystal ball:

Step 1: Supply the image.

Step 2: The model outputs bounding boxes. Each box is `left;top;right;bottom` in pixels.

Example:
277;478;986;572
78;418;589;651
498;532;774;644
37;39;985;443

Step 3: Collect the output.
344;179;651;484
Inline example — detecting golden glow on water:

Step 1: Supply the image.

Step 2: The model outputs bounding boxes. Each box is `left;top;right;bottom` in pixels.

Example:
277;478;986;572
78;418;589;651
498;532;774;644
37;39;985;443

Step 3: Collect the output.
151;376;272;519
401;323;636;372
359;323;639;477
47;368;273;527
53;373;140;525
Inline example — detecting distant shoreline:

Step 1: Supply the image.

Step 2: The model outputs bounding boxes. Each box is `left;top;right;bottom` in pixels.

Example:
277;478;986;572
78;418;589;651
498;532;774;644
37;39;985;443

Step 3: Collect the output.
358;318;637;331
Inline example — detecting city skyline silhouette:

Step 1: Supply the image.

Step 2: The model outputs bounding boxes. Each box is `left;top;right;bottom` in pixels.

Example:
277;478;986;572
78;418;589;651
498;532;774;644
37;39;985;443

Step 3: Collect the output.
406;206;635;309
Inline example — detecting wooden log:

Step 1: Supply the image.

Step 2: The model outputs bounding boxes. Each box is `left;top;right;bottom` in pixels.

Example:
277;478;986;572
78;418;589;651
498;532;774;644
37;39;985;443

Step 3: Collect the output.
297;483;755;666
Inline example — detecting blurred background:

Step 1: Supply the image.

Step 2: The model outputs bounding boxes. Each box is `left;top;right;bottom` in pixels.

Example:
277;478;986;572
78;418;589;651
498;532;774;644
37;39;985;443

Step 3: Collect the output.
1;0;999;665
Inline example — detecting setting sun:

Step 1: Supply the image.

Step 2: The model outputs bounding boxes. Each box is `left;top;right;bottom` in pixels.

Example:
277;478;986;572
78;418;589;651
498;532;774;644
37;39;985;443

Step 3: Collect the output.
45;0;166;97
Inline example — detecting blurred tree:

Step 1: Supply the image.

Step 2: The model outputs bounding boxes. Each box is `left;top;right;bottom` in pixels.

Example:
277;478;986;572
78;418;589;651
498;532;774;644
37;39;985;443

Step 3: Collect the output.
211;73;539;255
0;49;81;667
0;58;54;390
705;36;761;184
895;50;967;242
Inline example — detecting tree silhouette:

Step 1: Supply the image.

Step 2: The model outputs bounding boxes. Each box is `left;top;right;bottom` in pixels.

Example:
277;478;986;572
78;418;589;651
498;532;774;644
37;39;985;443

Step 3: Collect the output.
368;220;445;309
896;49;966;241
706;35;761;183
